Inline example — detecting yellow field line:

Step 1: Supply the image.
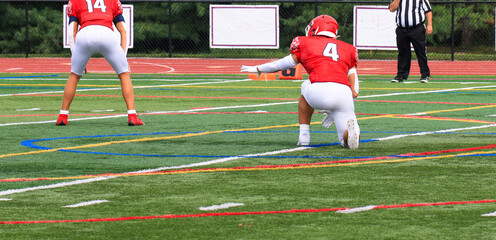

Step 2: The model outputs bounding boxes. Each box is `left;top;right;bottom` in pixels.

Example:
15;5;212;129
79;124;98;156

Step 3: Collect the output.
0;84;121;87
3;83;494;91
420;105;496;114
143;150;496;175
359;105;496;123
360;87;443;90
11;149;495;181
0;83;300;89
359;88;496;91
167;85;300;89
1;105;494;160
0;123;300;159
388;116;495;124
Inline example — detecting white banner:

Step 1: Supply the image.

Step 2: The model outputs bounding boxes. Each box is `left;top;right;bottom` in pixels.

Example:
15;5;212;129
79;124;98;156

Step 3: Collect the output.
210;5;279;49
353;5;398;50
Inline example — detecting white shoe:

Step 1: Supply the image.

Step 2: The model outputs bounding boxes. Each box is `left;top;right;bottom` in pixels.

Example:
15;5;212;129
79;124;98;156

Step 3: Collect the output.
347;119;359;149
297;134;310;146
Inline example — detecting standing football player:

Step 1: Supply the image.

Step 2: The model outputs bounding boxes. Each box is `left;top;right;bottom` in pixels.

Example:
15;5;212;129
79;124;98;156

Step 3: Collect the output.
241;15;360;149
56;0;144;126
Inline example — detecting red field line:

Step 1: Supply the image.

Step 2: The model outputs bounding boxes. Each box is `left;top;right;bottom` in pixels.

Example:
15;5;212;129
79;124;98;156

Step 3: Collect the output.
12;94;496;105
2;58;496;76
357;100;496;105
3;144;495;183
0;112;300;118
1;199;495;224
17;94;299;101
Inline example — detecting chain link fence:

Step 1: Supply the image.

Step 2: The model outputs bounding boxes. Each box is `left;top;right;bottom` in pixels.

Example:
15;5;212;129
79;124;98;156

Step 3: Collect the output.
0;0;495;60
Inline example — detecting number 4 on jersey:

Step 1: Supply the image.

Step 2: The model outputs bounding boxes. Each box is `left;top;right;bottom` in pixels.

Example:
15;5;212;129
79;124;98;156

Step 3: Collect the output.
323;43;339;61
85;0;107;13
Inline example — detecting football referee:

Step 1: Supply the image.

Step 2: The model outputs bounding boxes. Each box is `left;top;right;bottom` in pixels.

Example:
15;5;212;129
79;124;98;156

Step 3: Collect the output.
389;0;433;83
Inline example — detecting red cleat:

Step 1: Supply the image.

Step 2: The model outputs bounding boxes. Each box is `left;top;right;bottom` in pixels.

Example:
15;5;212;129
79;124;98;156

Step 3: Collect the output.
56;114;68;126
128;114;144;126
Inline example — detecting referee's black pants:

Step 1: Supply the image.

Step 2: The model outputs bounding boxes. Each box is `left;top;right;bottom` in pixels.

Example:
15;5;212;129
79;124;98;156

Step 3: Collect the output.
395;24;430;80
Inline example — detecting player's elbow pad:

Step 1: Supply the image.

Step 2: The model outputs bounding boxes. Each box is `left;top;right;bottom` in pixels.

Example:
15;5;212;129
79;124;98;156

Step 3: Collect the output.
258;55;297;73
68;21;77;53
348;68;359;95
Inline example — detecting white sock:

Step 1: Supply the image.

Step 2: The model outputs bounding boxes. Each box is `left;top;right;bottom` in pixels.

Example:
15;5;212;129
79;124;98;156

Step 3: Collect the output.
127;109;136;115
60;110;69;115
299;124;310;135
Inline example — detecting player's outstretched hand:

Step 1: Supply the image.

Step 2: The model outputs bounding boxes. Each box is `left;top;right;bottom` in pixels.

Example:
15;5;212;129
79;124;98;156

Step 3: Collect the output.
240;65;258;73
320;110;334;128
241;65;261;78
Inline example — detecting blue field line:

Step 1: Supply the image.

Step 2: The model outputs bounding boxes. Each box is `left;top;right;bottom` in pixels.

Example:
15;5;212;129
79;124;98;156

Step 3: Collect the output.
21;130;439;150
20;131;204;150
439;91;496;95
224;130;496;135
0;87;103;90
25;140;443;160
141;88;300;93
142;88;186;91
0;87;65;90
457;153;496;157
0;75;59;79
20;131;482;160
201;89;301;93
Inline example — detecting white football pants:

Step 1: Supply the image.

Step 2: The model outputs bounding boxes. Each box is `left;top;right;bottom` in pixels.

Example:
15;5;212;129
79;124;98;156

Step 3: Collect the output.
71;25;129;76
301;80;359;145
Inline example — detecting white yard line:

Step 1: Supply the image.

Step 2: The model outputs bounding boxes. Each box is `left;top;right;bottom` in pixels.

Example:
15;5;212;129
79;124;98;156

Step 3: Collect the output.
61;200;109;208
0;177;117;196
359;85;496;99
0;78;240;81
1;123;495;197
91;109;115;112
0;102;298;127
2;84;495;127
0;115;127;127
148;101;298;114
198;202;244;211
336;205;376;214
376;124;496;141
130;146;311;174
0;84;495;196
482;211;496;217
0;147;309;197
0;79;251;97
16;108;41;111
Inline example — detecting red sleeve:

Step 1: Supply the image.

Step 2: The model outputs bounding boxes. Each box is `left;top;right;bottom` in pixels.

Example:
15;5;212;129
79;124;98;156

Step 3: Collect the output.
289;37;302;62
115;0;124;18
67;0;76;18
351;47;359;68
354;48;358;67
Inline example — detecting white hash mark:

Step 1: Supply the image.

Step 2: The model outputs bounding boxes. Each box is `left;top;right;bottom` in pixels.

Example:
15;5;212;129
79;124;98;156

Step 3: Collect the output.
62;200;109;208
199;202;244;211
336;205;377;214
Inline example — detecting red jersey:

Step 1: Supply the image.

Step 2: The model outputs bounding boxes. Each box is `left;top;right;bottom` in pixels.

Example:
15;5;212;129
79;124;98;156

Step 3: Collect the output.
290;36;358;86
67;0;123;30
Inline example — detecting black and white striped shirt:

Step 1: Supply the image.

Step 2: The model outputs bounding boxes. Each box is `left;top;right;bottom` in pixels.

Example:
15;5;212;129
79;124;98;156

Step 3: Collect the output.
392;0;432;28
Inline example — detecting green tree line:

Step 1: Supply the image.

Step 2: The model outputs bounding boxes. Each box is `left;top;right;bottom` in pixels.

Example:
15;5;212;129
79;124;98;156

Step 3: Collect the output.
0;1;494;58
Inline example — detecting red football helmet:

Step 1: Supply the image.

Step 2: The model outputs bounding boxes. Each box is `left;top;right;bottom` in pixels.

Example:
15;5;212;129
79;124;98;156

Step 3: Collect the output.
305;15;339;38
